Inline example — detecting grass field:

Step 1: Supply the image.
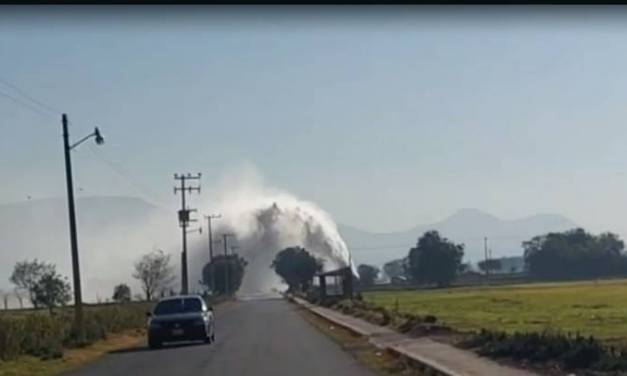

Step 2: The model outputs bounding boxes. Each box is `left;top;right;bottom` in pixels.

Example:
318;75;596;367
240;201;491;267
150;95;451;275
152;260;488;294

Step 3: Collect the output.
364;278;627;346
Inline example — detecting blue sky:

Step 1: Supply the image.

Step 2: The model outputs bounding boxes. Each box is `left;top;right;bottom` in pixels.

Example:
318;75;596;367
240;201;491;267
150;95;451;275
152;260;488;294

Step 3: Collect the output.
3;6;627;234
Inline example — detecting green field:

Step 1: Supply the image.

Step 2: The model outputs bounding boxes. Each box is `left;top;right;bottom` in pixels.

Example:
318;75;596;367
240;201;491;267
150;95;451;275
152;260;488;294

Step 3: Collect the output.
364;278;627;346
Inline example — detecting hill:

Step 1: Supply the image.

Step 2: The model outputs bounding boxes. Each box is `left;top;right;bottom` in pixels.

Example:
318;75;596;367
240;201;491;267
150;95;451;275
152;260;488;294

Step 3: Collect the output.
339;208;578;267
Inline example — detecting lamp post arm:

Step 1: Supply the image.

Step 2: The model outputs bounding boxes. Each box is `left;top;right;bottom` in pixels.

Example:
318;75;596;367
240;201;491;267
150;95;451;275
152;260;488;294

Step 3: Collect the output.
69;132;96;150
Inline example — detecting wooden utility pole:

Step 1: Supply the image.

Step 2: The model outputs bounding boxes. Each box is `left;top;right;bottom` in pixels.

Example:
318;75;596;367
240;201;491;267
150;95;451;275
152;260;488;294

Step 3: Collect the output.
204;214;221;294
62;114;83;330
61;114;104;335
174;173;201;294
222;233;234;295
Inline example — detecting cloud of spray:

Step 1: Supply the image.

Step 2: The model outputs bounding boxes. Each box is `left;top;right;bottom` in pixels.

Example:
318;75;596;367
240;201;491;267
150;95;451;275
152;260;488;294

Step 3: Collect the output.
189;165;354;295
0;165;352;305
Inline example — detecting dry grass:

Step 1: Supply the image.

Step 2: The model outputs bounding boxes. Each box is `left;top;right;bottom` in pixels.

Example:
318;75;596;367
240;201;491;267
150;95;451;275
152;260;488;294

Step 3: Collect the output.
0;329;145;376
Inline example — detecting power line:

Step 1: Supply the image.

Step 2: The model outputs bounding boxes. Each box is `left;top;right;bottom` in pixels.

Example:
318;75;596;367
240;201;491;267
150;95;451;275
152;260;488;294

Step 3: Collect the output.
85;144;172;209
0;77;62;116
0;89;56;120
0;78;174;213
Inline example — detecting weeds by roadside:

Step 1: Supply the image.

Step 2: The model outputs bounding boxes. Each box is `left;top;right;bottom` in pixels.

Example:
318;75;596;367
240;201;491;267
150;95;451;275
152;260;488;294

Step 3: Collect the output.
461;329;627;374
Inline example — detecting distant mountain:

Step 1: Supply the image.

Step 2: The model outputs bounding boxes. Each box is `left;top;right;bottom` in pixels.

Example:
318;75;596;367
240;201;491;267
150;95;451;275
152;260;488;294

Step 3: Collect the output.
339;208;578;267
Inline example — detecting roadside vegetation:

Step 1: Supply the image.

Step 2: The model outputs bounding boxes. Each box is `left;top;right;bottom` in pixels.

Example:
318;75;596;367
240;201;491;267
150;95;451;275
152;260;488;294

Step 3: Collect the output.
0;249;228;372
0;301;152;361
0;330;145;376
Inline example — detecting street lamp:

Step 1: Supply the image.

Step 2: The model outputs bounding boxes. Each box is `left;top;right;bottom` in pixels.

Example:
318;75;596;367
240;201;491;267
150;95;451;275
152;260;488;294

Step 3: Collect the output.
62;114;104;335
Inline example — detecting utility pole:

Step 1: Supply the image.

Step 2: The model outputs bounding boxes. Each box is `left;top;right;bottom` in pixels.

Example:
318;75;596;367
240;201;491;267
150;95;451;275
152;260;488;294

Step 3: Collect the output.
62;114;104;336
222;233;235;295
484;236;489;281
204;214;221;294
347;248;354;299
174;173;201;295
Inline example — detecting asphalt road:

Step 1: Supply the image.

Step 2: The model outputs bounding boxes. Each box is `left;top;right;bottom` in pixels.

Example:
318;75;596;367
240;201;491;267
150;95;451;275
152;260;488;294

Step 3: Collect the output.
68;298;377;376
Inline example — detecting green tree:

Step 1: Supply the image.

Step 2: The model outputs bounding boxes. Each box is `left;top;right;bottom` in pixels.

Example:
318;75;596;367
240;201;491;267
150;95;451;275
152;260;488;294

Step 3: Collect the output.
406;231;464;287
112;284;131;303
357;264;380;287
271;246;323;292
132;250;174;301
10;259;54;308
32;267;71;313
201;254;248;295
523;228;627;280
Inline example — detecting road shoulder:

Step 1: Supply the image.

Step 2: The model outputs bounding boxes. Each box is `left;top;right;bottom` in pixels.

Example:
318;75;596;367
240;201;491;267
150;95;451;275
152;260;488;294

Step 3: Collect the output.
297;305;423;376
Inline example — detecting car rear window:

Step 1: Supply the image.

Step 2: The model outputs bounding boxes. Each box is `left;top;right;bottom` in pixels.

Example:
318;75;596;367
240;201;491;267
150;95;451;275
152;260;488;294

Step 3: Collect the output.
154;298;203;315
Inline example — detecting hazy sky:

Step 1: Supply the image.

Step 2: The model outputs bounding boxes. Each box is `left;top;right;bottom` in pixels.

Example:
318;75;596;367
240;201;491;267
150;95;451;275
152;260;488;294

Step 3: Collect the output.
3;6;627;234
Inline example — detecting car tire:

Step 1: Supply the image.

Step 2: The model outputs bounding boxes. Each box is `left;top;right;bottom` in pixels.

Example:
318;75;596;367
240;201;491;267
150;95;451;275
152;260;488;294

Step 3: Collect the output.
148;338;161;349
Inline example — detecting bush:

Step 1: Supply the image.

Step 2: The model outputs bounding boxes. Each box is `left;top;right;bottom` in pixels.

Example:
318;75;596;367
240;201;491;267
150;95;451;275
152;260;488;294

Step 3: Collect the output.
21;314;65;358
465;329;621;372
0;316;24;360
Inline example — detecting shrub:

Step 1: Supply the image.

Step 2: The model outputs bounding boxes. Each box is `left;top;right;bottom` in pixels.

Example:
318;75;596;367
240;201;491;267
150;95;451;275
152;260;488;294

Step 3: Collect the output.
466;329;622;372
21;313;64;358
0;316;24;360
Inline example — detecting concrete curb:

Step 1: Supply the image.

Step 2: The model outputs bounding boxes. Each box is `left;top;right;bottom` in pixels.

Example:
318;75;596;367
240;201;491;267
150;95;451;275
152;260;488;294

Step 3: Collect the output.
290;296;537;376
290;297;453;375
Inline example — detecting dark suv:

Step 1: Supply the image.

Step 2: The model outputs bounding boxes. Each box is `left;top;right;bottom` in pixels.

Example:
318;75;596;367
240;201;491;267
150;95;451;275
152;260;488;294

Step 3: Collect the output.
146;295;215;349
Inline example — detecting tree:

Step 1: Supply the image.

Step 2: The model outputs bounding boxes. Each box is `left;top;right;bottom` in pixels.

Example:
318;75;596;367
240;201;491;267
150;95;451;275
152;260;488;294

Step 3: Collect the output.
201;254;248;295
32;267;71;313
523;228;627;280
10;259;54;308
478;259;502;274
383;258;407;280
357;264;380;287
271;246;323;292
132;250;174;301
406;231;464;287
112;284;131;303
14;288;24;308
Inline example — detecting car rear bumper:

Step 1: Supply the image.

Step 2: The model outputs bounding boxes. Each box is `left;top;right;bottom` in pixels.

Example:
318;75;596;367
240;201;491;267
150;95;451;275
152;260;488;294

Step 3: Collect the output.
148;325;207;343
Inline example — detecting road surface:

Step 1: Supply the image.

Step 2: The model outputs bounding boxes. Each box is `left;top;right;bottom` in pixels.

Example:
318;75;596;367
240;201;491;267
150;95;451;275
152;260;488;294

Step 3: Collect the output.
68;298;377;376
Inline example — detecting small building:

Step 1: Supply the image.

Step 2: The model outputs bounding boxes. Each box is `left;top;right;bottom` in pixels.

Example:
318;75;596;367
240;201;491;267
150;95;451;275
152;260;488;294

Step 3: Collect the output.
315;267;354;303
